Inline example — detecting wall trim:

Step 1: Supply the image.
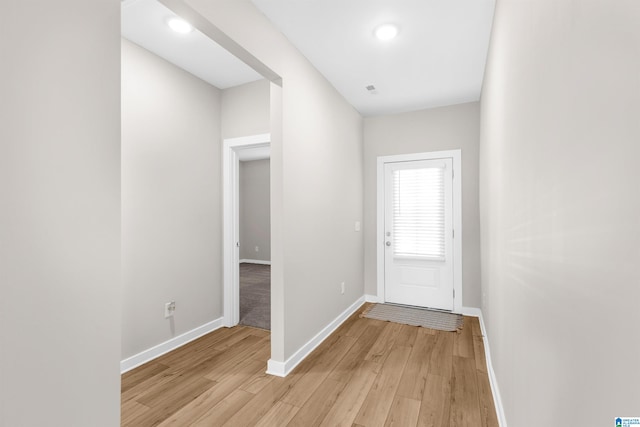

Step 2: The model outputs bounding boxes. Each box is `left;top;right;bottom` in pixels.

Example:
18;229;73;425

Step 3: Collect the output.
461;306;482;317
266;296;366;377
240;259;272;265
120;317;224;373
461;307;507;427
365;294;381;303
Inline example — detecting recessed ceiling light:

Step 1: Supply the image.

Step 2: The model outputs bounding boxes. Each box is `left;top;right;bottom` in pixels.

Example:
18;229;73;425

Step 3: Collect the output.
167;17;193;34
374;24;399;41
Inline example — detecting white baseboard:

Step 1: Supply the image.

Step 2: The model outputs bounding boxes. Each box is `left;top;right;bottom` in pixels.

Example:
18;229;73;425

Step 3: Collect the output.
240;259;271;265
461;306;482;317
120;317;224;373
364;294;381;303
266;295;366;377
266;358;288;377
461;306;507;427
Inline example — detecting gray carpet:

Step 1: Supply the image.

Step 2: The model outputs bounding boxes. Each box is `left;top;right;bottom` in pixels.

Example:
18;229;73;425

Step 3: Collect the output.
239;263;270;330
362;303;463;332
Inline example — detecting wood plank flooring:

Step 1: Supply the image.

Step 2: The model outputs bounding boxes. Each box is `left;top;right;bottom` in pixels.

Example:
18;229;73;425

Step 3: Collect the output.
122;304;499;427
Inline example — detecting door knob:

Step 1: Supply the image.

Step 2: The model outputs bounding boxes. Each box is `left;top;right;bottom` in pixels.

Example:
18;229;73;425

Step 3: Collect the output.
386;241;391;247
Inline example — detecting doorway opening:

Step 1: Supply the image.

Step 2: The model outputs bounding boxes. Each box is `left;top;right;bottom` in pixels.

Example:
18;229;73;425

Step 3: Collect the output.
223;134;271;327
238;155;271;329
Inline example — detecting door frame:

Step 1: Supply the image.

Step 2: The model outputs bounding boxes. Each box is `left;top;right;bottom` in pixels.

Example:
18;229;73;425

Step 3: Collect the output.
376;149;463;313
222;133;271;327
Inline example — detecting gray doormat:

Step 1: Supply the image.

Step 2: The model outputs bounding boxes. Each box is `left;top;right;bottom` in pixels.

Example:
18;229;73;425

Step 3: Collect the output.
362;303;463;332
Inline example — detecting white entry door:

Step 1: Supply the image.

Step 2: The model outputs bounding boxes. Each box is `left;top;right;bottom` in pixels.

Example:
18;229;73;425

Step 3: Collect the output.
383;158;454;311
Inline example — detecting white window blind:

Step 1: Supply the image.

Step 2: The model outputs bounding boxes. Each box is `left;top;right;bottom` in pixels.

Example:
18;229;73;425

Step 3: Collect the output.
392;166;445;259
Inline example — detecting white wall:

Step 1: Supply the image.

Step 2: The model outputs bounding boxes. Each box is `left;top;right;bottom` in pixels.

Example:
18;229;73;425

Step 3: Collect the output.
121;39;223;359
221;79;271;262
480;0;640;425
240;159;271;262
221;79;270;139
187;0;364;362
0;1;121;426
363;102;481;307
269;83;285;360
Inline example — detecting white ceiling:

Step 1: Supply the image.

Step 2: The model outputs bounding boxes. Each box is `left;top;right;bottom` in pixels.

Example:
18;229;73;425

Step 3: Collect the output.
121;0;495;116
252;0;495;116
121;0;262;89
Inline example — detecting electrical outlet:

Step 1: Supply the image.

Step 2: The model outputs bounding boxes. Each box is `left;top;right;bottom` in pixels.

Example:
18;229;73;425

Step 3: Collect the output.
255;246;259;252
341;282;345;295
164;301;176;318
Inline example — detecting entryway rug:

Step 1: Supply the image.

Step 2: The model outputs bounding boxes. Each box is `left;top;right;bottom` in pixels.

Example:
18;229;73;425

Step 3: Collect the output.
361;303;463;332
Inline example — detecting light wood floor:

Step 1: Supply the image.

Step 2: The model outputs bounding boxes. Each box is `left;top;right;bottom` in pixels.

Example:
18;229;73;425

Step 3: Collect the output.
122;304;499;427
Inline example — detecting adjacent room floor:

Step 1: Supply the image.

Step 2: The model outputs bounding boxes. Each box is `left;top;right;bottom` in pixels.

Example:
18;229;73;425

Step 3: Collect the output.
121;303;499;427
239;263;271;330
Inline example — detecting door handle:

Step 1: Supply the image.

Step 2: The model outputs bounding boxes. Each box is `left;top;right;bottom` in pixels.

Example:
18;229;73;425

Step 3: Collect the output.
386;241;391;247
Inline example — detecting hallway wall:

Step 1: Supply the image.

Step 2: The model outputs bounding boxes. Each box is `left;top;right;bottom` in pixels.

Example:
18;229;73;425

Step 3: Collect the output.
121;39;222;359
480;0;640;425
0;1;121;425
188;0;364;363
240;159;271;262
221;79;270;139
363;102;481;307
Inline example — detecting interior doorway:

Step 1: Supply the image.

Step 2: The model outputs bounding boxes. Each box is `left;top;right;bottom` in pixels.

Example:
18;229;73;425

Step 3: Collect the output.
238;157;271;329
223;134;271;327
